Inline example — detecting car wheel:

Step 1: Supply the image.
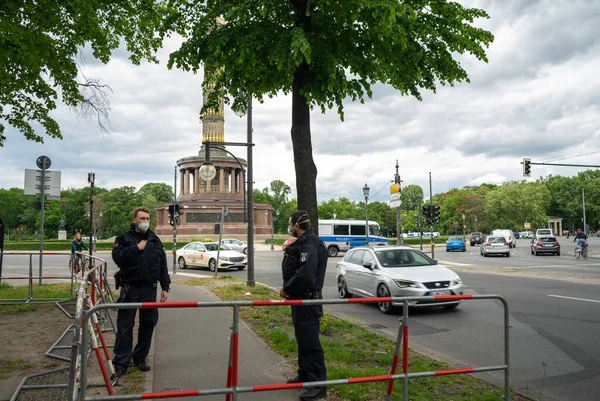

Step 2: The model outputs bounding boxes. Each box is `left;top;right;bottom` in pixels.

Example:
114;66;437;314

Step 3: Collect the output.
327;247;339;257
237;266;246;271
444;303;459;310
506;252;510;257
178;257;187;269
462;248;466;252
209;259;217;272
556;252;560;256
377;285;396;314
243;248;248;255
337;277;352;299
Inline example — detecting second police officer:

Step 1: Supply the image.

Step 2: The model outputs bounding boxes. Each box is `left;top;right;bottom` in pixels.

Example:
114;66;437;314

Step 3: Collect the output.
280;210;328;401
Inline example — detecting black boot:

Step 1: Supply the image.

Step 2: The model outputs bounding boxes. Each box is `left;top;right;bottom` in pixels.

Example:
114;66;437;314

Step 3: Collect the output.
299;386;327;400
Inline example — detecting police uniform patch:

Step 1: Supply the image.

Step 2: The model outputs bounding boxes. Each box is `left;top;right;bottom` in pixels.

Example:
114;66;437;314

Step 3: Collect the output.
300;252;308;262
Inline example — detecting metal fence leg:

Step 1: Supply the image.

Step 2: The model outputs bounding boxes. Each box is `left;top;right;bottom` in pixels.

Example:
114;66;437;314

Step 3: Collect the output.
28;254;33;301
504;299;510;401
402;301;409;401
385;317;404;401
231;306;239;401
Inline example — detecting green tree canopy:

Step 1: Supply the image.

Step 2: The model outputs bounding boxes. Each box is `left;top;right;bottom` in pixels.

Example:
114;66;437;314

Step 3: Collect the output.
1;0;171;145
167;0;493;234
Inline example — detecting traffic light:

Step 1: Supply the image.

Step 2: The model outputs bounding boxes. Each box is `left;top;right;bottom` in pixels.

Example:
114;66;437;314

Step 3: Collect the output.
523;158;531;177
422;205;431;219
431;205;440;223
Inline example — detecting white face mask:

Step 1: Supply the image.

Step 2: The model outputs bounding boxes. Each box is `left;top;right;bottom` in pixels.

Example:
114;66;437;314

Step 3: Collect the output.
137;221;150;233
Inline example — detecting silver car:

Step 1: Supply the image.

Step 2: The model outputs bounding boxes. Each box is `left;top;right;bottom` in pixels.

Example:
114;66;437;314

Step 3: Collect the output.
220;238;248;254
336;246;464;314
480;236;510;257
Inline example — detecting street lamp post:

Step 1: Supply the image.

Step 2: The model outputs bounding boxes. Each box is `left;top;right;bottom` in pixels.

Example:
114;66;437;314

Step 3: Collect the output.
462;214;466;237
474;216;478;232
267;210;280;250
363;183;370;246
200;98;255;286
454;221;458;235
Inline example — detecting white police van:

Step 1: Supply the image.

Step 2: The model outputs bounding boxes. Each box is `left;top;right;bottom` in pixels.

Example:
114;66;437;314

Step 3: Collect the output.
318;219;389;257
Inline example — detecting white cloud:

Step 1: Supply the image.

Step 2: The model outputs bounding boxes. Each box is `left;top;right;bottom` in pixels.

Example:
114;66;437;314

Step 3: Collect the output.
1;1;599;205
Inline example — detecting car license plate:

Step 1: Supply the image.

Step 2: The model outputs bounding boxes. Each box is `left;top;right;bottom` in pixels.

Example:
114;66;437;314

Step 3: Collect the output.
431;290;451;295
544;244;552;247
492;245;502;248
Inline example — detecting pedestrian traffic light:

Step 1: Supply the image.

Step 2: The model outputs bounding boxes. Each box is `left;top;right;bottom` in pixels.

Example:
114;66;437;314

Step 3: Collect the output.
523;158;531;177
422;205;431;218
431;205;440;222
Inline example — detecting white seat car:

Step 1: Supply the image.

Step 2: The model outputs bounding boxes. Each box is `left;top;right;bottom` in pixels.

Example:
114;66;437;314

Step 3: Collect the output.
177;242;247;272
336;246;464;314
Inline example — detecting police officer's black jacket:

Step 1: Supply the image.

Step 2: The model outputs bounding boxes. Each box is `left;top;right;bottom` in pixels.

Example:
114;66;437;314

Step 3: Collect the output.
282;229;327;298
112;224;171;291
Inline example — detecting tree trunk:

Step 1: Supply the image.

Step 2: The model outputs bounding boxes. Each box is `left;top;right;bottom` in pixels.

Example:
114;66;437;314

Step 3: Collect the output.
290;0;319;235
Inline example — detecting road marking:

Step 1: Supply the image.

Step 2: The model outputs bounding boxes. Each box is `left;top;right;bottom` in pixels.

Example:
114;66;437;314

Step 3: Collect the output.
547;295;600;304
437;260;474;267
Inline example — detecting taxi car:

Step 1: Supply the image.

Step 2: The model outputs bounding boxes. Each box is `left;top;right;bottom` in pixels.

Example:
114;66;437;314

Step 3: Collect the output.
177;242;247;271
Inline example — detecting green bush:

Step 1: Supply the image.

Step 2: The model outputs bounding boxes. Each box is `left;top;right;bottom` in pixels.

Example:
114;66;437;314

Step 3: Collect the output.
264;238;287;245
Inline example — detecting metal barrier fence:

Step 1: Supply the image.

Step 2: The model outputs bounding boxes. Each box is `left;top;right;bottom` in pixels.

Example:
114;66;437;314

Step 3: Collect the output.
8;253;116;401
0;252;82;304
75;294;510;401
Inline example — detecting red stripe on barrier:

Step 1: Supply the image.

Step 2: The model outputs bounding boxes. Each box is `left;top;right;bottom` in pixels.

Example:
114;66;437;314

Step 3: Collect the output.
141;390;200;399
252;299;304;306
253;383;304;392
232;332;239;387
94;347;114;395
348;297;393;304
95;322;111;361
348;375;392;384
402;326;408;373
141;302;199;309
435;367;474;376
434;294;473;301
387;354;400;395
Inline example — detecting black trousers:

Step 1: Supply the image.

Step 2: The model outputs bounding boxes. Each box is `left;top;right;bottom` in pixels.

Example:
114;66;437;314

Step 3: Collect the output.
113;283;158;370
291;304;326;383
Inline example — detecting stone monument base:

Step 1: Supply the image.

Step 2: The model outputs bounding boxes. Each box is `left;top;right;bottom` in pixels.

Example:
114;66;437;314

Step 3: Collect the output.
58;230;67;240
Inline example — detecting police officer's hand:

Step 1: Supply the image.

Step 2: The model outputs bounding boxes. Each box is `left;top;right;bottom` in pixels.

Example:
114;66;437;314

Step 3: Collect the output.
138;240;147;251
279;288;287;298
160;290;168;302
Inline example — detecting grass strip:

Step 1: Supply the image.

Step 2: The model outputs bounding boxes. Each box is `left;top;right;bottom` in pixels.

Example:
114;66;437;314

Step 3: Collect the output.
190;277;527;401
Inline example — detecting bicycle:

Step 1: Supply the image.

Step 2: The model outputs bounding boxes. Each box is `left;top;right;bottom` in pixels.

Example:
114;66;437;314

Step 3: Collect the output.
574;243;588;260
69;254;86;274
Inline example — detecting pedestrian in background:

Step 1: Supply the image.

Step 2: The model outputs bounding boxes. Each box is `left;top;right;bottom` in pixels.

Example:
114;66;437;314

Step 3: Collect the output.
111;207;170;379
280;210;328;401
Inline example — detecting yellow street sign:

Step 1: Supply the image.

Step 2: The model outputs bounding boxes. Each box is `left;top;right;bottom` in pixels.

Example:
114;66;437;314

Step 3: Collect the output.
390;184;401;194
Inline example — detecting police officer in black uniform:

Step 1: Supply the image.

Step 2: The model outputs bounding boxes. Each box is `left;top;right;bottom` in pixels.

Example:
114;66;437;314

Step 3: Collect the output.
280;210;327;400
112;207;171;378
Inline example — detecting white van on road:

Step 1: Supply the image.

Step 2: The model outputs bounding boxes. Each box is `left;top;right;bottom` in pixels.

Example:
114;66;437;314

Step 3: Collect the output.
491;229;517;248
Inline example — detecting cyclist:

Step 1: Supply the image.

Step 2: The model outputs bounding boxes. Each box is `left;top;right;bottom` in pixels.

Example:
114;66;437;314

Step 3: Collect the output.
574;229;587;251
71;232;88;273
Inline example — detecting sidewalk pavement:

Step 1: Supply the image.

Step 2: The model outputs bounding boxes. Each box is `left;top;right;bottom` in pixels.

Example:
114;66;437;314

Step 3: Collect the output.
149;283;302;400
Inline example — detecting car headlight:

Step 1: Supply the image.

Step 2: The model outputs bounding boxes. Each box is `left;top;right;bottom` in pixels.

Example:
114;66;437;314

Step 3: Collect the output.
451;275;462;285
394;280;420;289
220;256;230;261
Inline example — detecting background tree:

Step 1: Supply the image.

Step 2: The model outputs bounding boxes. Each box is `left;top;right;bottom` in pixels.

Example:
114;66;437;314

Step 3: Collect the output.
0;188;28;234
167;0;493;235
1;0;171;145
138;183;174;204
484;181;551;231
100;187;141;237
400;185;424;212
318;197;359;220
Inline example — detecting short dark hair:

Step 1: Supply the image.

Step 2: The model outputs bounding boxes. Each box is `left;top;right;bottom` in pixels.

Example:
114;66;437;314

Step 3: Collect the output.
290;210;311;230
133;207;150;219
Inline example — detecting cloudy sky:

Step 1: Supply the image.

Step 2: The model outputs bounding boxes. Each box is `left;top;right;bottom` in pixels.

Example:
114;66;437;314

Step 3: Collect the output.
1;0;599;204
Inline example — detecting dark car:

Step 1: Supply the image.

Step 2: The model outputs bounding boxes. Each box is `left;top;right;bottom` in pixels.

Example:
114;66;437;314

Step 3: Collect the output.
469;232;484;246
531;236;560;256
514;232;521;239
